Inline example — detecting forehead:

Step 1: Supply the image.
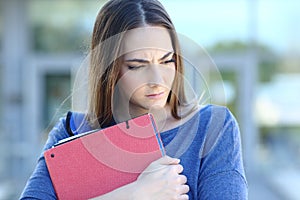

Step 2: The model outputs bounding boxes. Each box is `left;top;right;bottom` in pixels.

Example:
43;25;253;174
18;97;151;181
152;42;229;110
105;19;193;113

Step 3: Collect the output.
120;26;173;57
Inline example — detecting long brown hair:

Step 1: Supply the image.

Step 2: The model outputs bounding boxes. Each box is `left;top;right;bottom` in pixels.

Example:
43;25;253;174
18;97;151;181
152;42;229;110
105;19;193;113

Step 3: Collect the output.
88;0;185;128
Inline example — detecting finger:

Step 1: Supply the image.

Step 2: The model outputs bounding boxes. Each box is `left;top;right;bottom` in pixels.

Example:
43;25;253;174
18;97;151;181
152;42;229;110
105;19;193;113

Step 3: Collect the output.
174;184;190;197
171;164;184;174
180;184;190;194
177;174;187;184
178;194;189;200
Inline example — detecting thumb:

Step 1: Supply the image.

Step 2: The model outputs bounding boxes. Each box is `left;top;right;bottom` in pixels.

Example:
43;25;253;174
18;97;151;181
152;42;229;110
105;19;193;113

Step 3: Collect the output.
141;156;180;174
158;156;180;165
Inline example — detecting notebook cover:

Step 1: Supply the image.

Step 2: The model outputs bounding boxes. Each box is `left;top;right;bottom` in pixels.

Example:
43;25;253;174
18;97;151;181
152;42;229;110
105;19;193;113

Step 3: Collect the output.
44;113;164;200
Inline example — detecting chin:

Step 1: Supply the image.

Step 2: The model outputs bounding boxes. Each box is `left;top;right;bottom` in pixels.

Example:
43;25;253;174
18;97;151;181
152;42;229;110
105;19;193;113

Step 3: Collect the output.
145;102;167;110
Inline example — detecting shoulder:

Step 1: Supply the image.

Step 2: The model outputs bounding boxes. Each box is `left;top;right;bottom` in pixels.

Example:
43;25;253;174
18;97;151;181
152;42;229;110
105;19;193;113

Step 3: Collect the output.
43;112;90;151
199;104;242;157
199;104;235;121
179;104;240;157
67;111;91;135
179;104;237;129
199;104;240;134
195;104;239;133
42;116;69;151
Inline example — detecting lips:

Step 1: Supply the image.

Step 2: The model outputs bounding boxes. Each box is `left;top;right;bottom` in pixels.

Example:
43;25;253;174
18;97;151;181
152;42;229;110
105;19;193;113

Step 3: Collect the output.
145;91;165;99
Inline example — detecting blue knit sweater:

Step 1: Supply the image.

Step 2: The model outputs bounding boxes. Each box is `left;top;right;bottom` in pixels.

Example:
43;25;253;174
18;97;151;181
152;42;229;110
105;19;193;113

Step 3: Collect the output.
20;105;248;199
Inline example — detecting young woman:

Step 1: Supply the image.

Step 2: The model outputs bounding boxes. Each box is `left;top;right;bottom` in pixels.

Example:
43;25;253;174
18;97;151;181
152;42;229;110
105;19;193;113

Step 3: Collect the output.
20;0;248;199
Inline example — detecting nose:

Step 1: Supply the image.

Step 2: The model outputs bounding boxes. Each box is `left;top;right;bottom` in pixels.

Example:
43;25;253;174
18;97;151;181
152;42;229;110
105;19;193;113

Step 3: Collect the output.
147;65;164;87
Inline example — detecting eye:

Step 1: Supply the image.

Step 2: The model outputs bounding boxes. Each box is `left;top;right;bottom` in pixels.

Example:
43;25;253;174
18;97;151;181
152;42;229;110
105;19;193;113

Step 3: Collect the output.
127;65;144;70
163;59;175;64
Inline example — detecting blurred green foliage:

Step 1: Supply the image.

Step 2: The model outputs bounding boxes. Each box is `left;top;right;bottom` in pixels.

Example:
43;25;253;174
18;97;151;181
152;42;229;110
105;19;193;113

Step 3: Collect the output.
209;40;279;82
28;0;103;53
32;23;90;53
220;70;237;115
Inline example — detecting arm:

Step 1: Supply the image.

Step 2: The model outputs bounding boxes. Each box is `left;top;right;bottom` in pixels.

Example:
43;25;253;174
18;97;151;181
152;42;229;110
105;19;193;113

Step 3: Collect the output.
198;108;248;199
20;157;57;200
20;119;70;199
89;181;136;200
91;156;189;200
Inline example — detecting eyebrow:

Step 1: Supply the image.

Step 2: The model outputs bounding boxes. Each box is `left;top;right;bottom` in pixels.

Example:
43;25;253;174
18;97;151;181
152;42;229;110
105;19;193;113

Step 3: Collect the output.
124;51;174;63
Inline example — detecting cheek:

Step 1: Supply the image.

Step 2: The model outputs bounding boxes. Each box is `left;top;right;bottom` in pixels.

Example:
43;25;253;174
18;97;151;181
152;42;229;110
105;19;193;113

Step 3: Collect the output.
117;72;144;98
164;67;176;87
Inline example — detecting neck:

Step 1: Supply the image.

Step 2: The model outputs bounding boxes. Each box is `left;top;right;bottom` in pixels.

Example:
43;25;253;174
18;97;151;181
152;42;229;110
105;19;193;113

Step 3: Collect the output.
113;103;173;132
146;105;173;132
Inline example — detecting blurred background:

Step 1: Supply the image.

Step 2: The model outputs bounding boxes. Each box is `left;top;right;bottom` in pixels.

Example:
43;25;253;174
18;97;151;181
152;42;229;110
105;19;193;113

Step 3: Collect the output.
0;0;299;199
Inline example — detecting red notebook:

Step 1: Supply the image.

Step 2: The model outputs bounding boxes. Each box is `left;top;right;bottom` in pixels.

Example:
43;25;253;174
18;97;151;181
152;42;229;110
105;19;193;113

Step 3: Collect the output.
44;113;165;200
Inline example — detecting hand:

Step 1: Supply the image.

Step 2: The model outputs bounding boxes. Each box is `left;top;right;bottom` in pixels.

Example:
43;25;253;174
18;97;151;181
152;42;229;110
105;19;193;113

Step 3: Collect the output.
133;156;190;200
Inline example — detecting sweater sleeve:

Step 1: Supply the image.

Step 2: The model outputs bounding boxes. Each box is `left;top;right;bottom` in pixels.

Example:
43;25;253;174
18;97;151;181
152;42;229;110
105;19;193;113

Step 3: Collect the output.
20;118;69;200
198;107;248;200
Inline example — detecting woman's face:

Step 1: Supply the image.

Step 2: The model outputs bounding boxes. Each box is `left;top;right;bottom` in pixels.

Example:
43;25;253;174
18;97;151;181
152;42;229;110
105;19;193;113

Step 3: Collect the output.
117;26;176;115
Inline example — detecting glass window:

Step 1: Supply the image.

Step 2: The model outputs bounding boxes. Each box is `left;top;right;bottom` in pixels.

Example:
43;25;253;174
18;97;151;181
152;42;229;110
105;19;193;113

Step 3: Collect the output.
0;1;2;50
0;2;3;182
0;64;3;181
43;73;71;131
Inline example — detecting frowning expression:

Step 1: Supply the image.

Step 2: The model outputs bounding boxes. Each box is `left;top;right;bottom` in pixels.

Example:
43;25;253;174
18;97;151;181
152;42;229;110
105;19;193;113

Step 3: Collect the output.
117;26;176;115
